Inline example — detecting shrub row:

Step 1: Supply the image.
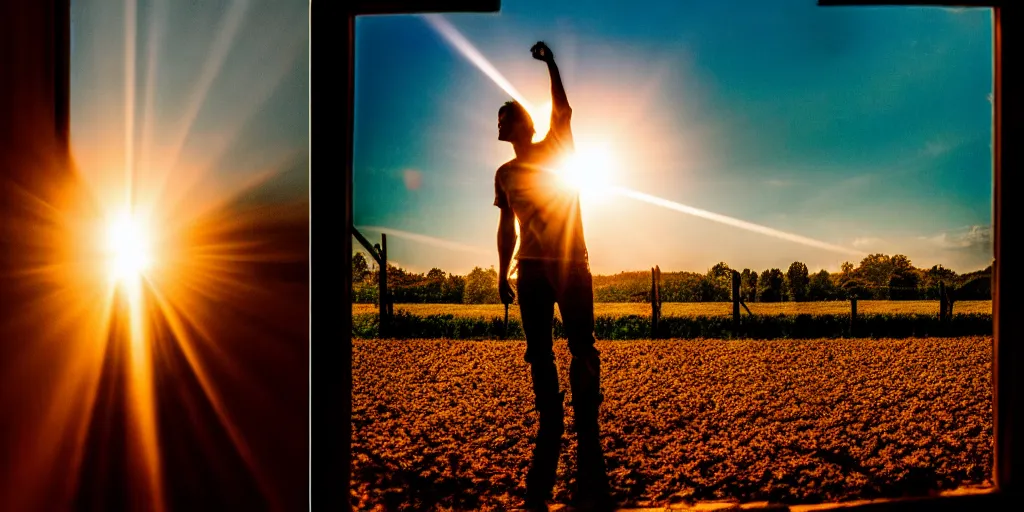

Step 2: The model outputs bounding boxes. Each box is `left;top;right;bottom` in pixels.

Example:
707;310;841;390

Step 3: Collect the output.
351;311;992;340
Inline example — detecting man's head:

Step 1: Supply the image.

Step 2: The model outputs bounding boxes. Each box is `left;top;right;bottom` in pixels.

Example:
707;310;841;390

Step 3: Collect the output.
498;100;534;143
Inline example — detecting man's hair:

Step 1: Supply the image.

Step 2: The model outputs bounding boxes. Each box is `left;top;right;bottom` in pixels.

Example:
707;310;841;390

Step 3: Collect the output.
499;100;535;135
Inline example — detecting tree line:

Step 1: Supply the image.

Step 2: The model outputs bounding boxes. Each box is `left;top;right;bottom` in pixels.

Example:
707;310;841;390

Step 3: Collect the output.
352;252;992;304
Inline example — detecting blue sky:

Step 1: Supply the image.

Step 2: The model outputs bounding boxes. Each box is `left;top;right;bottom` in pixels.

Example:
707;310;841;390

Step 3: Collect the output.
354;0;993;276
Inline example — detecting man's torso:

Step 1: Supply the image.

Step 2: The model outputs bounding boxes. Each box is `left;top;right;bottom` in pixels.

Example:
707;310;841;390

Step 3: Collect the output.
495;140;588;263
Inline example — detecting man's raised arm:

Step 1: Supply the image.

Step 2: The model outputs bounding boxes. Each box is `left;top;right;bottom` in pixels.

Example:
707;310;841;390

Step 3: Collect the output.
531;42;573;149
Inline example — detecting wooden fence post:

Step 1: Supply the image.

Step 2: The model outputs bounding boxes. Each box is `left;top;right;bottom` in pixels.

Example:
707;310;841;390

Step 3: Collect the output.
651;266;661;338
352;226;392;338
732;270;741;333
939;281;947;322
850;296;858;336
382;234;393;320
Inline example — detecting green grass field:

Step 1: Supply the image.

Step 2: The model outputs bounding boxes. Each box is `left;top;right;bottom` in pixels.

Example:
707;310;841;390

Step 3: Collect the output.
352;300;992;320
351;336;993;510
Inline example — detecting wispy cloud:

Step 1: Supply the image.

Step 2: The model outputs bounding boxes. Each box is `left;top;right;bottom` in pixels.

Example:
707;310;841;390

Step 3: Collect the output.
355;225;492;256
919;224;992;252
836;225;992;272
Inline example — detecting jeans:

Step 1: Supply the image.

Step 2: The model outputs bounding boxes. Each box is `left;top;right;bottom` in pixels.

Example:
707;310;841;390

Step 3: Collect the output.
516;259;610;502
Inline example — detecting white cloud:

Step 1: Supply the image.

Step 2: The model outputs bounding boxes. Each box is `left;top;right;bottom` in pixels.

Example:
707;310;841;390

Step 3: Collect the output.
922;225;992;251
836;227;992;273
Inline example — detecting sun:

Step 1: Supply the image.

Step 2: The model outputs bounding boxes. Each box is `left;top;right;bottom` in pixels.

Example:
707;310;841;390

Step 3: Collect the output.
104;209;154;284
556;142;618;202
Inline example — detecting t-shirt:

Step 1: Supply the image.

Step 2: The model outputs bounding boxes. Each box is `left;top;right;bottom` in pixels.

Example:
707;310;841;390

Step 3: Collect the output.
494;107;588;263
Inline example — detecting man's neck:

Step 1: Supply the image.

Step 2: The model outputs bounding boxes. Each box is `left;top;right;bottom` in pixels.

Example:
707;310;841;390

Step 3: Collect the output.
511;139;532;160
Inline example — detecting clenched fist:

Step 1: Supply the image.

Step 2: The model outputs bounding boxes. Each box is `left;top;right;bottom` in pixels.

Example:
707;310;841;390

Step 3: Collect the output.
531;41;554;63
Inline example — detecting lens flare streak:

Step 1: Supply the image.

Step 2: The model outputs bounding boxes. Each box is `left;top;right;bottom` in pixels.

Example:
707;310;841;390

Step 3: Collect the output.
613;187;865;256
421;14;534;112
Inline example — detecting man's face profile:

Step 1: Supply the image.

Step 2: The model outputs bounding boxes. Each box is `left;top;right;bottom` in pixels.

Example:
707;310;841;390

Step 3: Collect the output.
498;109;511;141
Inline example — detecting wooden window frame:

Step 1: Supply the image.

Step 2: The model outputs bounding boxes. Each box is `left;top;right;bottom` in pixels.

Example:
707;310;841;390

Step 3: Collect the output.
338;2;1014;509
337;1;1015;510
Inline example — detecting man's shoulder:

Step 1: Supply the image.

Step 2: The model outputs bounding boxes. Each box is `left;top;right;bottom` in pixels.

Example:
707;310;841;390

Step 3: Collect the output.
495;159;517;177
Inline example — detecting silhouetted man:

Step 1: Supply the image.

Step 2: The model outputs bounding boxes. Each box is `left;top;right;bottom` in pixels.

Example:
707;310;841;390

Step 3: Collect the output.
494;41;613;512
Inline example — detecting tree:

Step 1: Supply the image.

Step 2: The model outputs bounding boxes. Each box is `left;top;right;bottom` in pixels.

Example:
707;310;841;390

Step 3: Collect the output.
463;266;500;304
956;275;992;300
840;261;854;275
888;269;921;300
921;264;958;299
709;262;731;279
834;261;856;291
856;253;892;289
808;269;839;301
352;252;370;283
786;261;810;302
758;268;785;302
385;263;425;287
426;267;446;281
842;279;870;300
701;263;732;302
890;254;914;275
741;269;758;302
443;274;466;303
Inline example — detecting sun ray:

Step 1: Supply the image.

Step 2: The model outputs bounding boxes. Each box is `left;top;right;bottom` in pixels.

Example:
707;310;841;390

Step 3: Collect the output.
422;14;532;111
0;206;115;511
145;283;281;510
124;0;137;208
138;0;167;196
124;278;164;512
148;0;252;206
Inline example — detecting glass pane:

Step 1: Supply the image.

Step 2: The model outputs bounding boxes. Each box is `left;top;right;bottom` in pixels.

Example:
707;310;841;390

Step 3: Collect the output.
352;0;993;509
68;1;309;510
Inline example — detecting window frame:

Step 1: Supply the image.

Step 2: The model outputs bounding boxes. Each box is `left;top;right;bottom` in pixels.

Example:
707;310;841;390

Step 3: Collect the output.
343;1;1011;510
